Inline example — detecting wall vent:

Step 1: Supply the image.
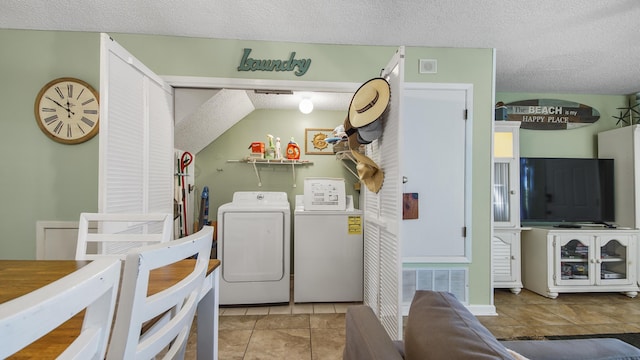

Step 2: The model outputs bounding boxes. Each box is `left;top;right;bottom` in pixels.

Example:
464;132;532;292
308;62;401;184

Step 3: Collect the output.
419;59;438;74
402;268;468;305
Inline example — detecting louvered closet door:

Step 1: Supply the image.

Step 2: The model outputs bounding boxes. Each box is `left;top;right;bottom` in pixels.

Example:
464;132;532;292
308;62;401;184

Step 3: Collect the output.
362;47;404;341
99;34;174;231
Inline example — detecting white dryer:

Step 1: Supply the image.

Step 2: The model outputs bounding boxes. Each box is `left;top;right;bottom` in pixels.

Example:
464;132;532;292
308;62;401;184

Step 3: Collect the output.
217;192;290;305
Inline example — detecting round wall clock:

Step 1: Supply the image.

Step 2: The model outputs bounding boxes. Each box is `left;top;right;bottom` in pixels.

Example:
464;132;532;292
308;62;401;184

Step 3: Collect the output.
34;77;100;144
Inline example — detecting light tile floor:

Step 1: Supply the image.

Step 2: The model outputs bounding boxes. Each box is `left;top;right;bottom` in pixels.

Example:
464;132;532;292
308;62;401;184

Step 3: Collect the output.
216;302;358;360
184;289;640;359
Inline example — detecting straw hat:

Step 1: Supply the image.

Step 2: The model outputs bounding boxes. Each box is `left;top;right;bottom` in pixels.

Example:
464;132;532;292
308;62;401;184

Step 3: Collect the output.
340;77;390;193
344;116;384;193
349;78;391;128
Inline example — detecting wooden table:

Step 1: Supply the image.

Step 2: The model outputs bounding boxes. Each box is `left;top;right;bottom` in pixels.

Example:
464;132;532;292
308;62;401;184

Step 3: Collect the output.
0;259;221;359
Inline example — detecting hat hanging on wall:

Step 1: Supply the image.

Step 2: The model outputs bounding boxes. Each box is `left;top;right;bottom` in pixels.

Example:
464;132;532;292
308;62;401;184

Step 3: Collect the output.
349;78;391;128
344;117;385;193
344;77;391;193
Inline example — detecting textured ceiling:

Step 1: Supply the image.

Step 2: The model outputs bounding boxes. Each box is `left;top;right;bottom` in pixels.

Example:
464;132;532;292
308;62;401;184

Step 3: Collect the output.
3;0;640;95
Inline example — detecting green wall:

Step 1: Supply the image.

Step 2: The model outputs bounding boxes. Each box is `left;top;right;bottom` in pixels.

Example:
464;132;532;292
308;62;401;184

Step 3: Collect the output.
7;29;620;309
0;30;101;259
196;109;359;217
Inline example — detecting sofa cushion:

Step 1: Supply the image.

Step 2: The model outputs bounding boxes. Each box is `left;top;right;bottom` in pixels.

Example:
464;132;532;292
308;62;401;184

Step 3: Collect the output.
501;338;640;360
404;291;514;360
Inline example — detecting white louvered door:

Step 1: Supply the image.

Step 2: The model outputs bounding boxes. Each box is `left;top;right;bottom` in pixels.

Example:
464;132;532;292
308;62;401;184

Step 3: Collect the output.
99;34;174;225
362;47;404;340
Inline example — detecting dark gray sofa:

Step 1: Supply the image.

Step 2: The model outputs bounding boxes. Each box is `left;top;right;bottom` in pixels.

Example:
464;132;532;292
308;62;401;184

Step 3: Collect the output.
344;290;640;360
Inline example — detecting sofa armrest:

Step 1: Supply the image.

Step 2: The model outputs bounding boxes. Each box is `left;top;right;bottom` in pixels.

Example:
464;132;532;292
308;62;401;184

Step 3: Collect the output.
343;305;404;360
500;338;640;360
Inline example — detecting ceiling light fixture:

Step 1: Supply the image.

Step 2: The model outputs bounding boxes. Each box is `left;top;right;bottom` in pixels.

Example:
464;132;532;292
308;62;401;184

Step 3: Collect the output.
299;98;313;114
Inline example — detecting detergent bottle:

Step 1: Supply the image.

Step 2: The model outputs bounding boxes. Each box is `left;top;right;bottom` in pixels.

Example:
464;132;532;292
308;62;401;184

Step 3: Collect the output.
286;137;300;160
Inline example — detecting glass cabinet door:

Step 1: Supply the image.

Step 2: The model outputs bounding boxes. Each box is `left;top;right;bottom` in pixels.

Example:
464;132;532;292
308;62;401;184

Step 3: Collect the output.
493;122;520;228
556;236;592;285
597;236;631;285
493;162;511;223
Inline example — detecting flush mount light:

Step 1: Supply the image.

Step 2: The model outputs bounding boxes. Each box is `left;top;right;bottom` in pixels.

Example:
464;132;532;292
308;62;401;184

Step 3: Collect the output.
299;98;314;114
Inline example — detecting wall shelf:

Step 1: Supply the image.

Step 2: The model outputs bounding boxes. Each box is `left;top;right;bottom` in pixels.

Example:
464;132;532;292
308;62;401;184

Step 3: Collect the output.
227;157;313;187
335;151;359;180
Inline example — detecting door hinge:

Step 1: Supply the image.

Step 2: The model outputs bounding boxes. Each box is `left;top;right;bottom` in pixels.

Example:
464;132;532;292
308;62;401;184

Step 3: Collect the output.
464;109;468;120
462;226;467;237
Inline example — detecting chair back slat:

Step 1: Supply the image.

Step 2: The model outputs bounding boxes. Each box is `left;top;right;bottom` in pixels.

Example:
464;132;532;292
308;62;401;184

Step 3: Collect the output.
107;226;214;359
75;212;173;260
0;259;121;359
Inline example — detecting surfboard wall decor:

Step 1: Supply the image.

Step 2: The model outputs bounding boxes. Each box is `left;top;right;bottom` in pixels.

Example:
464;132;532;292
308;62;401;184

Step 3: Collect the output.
503;99;600;130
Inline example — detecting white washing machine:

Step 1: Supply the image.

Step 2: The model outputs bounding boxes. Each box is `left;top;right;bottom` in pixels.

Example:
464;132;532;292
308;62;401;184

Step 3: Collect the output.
294;195;363;302
217;192;290;305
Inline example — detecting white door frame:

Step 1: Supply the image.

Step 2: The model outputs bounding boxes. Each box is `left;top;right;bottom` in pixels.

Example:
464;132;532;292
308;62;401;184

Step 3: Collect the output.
162;75;361;94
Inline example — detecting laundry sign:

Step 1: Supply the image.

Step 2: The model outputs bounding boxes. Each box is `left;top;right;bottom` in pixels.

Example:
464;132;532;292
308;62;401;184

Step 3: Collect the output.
237;48;311;76
504;99;600;130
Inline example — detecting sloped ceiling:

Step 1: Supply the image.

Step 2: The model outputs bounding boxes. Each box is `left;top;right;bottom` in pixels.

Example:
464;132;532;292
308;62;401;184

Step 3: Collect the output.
174;89;255;154
174;88;352;153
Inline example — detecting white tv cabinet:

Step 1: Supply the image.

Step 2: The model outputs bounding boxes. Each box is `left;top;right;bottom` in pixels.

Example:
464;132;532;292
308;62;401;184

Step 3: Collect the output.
521;227;639;299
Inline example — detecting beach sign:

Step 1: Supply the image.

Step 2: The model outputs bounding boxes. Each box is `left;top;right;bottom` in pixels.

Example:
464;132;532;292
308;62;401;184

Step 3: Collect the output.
504;99;600;130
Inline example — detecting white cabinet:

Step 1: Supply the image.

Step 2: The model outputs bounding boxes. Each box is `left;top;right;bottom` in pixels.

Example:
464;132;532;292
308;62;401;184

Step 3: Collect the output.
493;121;520;227
492;121;522;293
599;125;640;288
492;229;522;294
598;125;640;229
521;227;639;299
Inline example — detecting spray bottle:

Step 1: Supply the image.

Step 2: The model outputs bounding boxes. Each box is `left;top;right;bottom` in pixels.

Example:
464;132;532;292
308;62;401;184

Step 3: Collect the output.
266;134;275;159
286;137;300;160
275;137;282;159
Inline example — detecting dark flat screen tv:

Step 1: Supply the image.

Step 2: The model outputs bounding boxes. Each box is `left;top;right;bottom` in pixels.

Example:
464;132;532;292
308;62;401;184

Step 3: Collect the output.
520;158;615;224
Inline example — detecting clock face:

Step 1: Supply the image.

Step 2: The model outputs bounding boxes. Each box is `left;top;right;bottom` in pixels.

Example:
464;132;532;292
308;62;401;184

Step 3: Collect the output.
34;77;100;144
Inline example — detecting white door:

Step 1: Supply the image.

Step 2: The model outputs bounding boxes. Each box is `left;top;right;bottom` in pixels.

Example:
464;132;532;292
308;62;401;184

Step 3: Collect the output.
99;33;174;219
401;85;469;261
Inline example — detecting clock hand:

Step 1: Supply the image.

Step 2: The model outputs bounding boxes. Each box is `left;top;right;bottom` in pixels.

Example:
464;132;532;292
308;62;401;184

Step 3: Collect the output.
45;96;76;118
45;96;67;110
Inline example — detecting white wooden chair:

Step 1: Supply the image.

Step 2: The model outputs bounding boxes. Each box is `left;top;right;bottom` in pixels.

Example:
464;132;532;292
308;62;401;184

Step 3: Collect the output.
0;259;121;359
107;226;214;359
75;212;173;260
